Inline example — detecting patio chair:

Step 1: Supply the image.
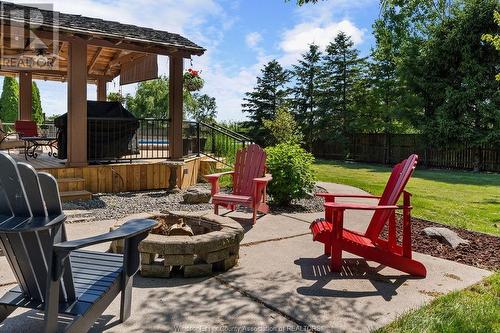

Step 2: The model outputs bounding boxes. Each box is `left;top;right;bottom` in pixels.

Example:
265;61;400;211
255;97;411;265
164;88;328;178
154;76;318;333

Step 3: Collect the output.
14;120;38;137
0;152;156;332
310;154;426;277
0;120;24;151
206;144;272;224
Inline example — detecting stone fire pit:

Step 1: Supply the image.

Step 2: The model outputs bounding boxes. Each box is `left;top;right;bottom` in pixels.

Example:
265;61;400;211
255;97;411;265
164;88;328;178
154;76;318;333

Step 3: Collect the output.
110;211;244;278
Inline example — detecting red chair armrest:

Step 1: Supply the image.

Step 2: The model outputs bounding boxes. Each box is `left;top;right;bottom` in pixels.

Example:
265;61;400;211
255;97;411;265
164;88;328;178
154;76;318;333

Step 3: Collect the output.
205;171;234;180
324;202;398;211
205;171;234;195
253;174;272;184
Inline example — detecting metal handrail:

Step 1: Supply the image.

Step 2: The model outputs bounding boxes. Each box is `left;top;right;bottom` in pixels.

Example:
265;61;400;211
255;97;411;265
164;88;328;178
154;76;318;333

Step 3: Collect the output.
206;122;253;142
197;121;253;143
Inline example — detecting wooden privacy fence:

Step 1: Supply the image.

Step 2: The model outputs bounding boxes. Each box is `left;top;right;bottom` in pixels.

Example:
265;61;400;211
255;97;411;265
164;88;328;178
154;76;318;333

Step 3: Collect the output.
312;134;500;172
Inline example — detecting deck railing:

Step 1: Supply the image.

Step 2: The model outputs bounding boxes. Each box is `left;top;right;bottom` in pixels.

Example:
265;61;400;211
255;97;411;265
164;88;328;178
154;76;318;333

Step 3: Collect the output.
3;119;252;164
183;121;253;165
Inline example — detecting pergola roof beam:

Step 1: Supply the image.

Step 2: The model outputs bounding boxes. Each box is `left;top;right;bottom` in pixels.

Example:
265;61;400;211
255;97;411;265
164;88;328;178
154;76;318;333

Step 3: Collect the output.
87;47;102;74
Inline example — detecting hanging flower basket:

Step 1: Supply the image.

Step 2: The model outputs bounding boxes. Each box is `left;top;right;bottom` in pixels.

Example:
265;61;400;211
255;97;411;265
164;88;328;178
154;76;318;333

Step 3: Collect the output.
184;68;204;91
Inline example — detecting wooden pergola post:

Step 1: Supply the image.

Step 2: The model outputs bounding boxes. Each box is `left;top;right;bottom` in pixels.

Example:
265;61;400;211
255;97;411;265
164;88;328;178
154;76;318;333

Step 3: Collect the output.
168;56;184;160
67;37;88;167
18;72;32;121
96;77;107;101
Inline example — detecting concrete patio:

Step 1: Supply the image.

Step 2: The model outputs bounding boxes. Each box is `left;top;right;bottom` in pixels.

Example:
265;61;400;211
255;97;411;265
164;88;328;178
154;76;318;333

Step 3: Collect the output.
0;183;492;332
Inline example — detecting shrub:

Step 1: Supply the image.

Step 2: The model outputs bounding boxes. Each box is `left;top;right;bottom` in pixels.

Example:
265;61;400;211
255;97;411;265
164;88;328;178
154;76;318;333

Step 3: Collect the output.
265;143;315;205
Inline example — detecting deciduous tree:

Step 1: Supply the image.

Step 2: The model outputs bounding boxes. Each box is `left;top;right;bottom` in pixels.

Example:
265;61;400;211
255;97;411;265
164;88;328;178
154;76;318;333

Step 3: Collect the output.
125;76;197;119
263;105;303;145
482;10;500;80
187;93;217;123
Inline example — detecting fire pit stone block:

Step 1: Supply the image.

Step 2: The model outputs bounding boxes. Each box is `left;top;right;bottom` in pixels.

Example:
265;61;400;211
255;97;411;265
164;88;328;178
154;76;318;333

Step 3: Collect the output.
109;211;244;278
184;263;213;277
142;263;172;278
213;255;239;272
164;254;196;266
200;247;231;264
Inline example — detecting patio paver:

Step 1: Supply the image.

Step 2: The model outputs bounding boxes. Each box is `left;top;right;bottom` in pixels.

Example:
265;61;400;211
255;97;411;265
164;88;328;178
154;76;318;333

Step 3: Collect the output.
0;182;493;332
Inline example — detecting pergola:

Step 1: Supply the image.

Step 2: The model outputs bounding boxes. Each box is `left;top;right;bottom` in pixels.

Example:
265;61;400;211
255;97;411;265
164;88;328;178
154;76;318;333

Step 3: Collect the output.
0;1;205;166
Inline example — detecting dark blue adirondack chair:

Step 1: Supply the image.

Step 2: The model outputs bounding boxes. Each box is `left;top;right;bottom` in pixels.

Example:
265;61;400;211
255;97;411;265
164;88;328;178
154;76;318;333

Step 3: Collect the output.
0;152;156;332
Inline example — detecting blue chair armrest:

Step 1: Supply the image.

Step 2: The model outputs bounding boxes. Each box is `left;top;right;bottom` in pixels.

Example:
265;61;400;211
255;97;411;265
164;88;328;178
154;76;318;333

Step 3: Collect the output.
53;219;156;254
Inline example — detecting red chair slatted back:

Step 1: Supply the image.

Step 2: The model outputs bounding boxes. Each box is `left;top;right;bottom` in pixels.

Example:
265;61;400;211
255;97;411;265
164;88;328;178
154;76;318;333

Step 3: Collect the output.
15;120;38;137
365;154;418;241
233;144;266;196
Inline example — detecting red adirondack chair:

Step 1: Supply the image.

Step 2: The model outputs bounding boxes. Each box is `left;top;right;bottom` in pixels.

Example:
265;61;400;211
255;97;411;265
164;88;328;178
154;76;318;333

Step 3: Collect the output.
14;120;38;137
310;154;426;277
206;144;272;224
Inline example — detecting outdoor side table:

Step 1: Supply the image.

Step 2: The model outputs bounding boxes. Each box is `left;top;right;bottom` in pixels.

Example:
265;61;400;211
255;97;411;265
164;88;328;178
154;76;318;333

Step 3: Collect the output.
22;136;58;160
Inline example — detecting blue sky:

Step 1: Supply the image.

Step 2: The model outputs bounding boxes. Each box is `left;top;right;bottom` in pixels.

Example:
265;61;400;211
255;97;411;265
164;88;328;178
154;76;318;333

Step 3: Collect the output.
5;0;380;121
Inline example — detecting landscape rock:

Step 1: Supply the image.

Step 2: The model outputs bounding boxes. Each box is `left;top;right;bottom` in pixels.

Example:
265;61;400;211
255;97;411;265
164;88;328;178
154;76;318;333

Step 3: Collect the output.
422;227;470;249
183;188;211;204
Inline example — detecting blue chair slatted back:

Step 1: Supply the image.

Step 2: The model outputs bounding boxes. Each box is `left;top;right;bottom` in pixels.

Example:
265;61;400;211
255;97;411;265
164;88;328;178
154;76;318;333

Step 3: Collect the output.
0;152;75;303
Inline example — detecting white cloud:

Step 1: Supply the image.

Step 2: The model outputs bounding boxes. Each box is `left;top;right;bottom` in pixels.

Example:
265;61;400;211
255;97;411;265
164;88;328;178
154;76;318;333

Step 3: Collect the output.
279;19;365;65
7;0;370;122
9;0;233;118
245;32;262;48
23;0;225;35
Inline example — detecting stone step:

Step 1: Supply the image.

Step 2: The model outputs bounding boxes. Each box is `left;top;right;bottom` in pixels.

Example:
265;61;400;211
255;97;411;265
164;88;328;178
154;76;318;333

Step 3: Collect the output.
60;190;92;202
57;177;86;192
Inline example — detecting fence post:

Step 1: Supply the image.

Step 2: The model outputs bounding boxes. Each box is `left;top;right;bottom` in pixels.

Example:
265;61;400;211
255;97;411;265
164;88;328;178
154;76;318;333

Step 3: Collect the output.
384;133;391;164
196;122;201;157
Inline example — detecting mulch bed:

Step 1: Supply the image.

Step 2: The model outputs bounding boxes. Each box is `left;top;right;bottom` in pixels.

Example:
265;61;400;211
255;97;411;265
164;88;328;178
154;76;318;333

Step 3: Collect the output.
269;186;327;214
380;215;500;271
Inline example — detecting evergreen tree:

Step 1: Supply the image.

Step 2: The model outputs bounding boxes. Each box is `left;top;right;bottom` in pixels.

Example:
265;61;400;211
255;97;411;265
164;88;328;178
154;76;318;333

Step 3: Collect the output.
242;60;291;145
32;81;44;124
0;77;19;123
320;32;366;138
292;44;323;151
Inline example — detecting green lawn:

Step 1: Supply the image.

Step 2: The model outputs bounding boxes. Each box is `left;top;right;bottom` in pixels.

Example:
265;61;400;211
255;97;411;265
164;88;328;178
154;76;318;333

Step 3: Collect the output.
375;272;500;333
313;160;500;236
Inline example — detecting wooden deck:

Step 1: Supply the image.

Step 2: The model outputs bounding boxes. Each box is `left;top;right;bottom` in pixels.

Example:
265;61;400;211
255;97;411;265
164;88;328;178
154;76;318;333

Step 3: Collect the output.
6;151;170;170
4;149;209;194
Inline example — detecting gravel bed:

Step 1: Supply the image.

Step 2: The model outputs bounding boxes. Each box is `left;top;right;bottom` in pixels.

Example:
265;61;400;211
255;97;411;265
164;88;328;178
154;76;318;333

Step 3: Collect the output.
63;184;213;223
63;184;327;223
